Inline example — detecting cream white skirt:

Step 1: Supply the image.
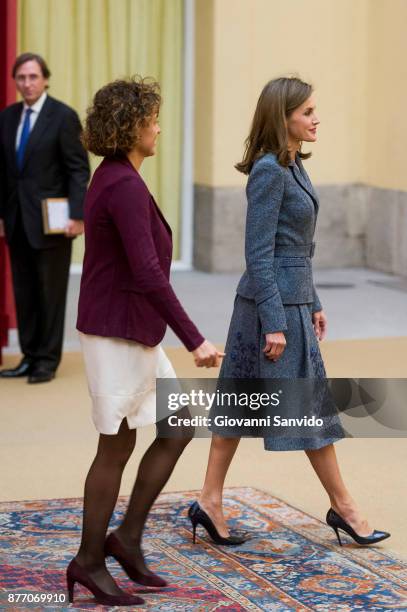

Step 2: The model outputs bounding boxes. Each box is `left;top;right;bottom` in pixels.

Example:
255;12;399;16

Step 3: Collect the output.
79;332;177;435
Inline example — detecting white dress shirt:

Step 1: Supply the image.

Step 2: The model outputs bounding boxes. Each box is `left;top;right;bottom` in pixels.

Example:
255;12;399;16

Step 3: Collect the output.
15;91;48;150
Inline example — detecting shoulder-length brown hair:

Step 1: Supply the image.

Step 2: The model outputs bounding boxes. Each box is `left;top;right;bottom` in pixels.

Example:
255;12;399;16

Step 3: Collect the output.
236;77;313;174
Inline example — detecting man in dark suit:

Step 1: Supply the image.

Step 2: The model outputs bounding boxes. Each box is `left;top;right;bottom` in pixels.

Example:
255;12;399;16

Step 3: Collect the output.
0;53;90;383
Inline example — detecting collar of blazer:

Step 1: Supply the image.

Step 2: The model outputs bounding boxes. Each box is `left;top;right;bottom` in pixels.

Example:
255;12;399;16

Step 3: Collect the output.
5;104;22;173
288;156;319;211
110;156;173;237
8;96;56;174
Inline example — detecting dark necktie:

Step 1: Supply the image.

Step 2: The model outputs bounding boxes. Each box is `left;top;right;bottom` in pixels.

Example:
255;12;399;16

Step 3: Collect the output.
16;108;33;169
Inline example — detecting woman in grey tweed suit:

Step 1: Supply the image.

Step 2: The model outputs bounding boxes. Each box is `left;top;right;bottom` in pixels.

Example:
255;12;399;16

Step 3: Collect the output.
189;77;390;547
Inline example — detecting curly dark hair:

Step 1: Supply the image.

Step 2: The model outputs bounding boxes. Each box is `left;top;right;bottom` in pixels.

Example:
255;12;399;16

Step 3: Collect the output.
82;76;161;157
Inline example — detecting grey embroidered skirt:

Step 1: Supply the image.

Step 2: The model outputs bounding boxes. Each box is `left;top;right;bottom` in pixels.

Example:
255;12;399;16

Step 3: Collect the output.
216;295;344;451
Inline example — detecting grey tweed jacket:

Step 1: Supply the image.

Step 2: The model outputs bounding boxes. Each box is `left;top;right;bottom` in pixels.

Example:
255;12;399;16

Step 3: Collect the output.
236;152;322;333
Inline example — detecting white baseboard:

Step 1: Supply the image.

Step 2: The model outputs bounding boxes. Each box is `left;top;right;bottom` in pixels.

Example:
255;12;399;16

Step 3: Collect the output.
2;329;19;354
70;260;191;274
70;264;83;274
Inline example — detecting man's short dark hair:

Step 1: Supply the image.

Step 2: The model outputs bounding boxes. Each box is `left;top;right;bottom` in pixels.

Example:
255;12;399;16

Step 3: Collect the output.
12;53;51;79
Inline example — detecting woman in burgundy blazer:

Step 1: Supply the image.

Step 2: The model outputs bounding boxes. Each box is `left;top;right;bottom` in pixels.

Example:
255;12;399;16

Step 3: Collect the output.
76;153;203;351
67;77;222;607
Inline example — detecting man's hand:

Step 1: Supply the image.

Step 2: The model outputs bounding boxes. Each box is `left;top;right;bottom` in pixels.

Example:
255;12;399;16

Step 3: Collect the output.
0;220;4;238
312;310;327;341
65;219;84;238
263;332;286;361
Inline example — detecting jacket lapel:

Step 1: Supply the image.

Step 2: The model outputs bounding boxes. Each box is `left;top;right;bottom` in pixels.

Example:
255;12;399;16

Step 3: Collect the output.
293;157;319;211
20;97;55;171
119;157;172;237
5;103;23;174
151;194;172;237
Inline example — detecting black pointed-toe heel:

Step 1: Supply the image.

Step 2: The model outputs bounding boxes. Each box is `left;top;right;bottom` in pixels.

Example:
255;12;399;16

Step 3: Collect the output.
188;501;248;546
326;508;390;546
66;558;145;606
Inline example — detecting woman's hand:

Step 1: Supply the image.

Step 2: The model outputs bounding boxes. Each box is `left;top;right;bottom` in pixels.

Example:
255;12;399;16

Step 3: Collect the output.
263;332;286;361
312;310;327;340
192;340;225;368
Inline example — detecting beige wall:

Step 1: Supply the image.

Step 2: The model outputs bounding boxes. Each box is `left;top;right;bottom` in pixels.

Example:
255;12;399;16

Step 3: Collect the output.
195;0;407;190
194;0;215;186
367;0;407;190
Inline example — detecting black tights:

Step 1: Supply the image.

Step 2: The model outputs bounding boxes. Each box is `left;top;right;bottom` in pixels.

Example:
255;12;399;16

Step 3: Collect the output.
75;417;192;593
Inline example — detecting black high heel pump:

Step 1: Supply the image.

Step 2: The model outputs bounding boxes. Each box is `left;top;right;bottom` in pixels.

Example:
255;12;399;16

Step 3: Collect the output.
188;501;248;546
326;508;390;546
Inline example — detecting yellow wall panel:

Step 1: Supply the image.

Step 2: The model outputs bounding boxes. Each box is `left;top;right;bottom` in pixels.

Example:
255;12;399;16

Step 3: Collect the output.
367;0;407;190
18;0;184;262
195;0;376;187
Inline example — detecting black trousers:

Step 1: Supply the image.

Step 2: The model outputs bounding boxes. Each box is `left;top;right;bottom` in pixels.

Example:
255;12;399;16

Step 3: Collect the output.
8;213;72;372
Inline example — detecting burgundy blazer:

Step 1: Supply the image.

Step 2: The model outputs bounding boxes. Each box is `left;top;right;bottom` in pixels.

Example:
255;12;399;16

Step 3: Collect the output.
76;156;204;351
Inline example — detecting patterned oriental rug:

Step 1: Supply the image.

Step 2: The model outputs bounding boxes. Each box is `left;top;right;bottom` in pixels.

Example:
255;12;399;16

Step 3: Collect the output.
0;487;406;611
